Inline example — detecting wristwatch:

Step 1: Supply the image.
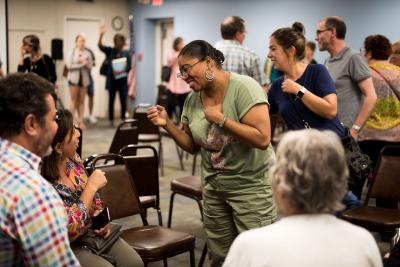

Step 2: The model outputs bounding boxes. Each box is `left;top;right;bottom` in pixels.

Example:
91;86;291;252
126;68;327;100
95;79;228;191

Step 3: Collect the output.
295;86;307;100
352;124;361;132
217;116;227;128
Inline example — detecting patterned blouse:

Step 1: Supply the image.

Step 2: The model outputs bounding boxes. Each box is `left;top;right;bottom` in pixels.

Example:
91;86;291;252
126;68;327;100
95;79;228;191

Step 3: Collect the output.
53;153;103;241
358;62;400;142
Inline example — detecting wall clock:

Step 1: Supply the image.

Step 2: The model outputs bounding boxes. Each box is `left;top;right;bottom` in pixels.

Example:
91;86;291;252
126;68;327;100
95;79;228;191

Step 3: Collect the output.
112;16;124;31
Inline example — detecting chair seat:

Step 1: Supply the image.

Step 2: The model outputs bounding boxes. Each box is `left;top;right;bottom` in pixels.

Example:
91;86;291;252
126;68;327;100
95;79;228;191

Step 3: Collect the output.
139;195;157;208
171;176;202;199
342;206;400;231
138;134;160;142
121;225;195;260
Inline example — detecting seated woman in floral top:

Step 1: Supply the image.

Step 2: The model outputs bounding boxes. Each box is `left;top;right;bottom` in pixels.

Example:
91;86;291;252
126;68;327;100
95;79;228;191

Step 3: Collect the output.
41;109;143;267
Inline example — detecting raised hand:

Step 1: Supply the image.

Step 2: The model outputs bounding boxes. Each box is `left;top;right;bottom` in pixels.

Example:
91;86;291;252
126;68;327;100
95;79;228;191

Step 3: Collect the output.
87;170;107;192
99;23;106;35
147;105;168;127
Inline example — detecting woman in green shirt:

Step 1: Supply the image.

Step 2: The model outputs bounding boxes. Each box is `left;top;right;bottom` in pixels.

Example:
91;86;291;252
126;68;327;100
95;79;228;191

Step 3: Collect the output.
148;40;276;267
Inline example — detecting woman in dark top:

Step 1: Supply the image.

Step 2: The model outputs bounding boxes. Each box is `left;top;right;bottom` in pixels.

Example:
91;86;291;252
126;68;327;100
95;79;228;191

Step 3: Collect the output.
18;35;57;83
267;22;362;207
267;22;346;137
98;25;131;126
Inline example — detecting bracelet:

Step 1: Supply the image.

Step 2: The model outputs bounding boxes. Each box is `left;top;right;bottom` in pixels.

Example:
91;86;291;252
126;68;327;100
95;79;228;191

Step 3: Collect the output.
217;116;227;128
352;124;361;131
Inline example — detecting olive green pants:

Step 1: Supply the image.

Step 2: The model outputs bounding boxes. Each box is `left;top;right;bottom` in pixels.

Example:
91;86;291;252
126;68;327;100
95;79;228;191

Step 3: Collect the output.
203;182;277;267
72;237;144;267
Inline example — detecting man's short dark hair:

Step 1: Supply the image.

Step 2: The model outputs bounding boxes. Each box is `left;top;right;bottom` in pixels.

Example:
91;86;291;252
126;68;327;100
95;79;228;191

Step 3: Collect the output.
0;73;55;137
220;16;245;39
325;16;346;40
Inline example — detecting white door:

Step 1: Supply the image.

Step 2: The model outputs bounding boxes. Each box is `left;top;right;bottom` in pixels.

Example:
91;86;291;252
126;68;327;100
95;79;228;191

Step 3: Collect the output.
64;17;108;118
155;20;174;87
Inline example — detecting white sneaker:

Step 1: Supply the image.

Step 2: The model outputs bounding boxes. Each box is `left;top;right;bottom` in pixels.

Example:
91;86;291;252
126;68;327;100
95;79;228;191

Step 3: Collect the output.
89;115;97;124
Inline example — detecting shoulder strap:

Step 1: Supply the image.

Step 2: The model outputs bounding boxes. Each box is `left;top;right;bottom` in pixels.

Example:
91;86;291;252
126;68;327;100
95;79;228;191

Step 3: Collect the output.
287;94;311;129
369;65;400;101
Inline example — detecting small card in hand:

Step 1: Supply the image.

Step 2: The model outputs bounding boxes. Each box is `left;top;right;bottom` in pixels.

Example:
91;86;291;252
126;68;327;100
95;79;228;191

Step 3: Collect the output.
91;207;110;230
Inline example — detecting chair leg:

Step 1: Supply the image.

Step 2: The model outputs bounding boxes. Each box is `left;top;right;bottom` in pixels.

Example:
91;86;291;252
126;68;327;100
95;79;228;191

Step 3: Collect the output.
159;141;164;176
144;208;148;220
192;153;198;175
168;192;177;228
196;200;204;221
163;259;168;267
175;144;185;171
198;243;207;267
190;249;195;267
157;208;163;226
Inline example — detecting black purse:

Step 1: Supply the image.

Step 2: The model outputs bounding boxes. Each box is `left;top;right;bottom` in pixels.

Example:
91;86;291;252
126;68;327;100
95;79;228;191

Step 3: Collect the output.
341;129;373;195
287;93;372;196
78;223;122;255
100;58;109;76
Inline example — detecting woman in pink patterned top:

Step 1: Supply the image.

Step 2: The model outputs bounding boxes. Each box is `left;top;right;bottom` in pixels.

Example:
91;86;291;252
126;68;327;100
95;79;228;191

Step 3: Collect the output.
166;37;191;120
41;109;143;267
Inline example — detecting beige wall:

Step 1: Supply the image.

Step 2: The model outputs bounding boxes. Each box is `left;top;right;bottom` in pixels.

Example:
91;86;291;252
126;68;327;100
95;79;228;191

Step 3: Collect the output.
8;0;130;118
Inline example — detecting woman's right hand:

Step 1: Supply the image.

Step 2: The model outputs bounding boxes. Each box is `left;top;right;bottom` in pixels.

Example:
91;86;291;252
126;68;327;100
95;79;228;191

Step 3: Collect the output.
87;170;107;192
147;105;168;127
99;24;106;35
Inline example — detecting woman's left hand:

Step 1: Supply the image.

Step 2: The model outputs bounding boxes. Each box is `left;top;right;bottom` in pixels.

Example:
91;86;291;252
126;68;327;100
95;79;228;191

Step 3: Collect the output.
204;104;224;125
94;224;111;239
281;78;302;95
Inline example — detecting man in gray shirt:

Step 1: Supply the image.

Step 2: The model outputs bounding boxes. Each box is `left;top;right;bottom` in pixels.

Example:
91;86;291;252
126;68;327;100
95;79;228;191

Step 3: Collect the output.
215;16;268;89
316;16;377;138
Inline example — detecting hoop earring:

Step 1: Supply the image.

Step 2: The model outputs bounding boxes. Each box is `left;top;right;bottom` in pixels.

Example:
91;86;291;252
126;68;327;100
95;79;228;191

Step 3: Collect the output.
204;68;215;82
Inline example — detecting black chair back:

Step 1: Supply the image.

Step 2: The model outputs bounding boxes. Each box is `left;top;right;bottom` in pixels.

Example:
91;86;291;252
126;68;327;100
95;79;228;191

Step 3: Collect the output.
90;153;147;224
108;119;139;154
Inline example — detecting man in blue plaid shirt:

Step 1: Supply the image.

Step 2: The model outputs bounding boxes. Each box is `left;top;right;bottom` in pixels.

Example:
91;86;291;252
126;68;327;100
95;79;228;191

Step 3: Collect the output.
215;16;268;89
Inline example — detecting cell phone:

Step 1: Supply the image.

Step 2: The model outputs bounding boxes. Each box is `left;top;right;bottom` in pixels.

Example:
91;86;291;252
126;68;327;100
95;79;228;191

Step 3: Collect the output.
91;207;110;230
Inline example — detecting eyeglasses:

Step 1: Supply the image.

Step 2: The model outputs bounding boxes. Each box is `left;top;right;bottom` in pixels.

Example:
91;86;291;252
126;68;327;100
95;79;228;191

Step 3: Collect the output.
177;58;204;79
316;28;331;35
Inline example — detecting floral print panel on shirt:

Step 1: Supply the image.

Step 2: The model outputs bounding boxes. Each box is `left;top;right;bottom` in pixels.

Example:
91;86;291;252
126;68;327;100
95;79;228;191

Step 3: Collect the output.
199;124;235;170
53;153;103;241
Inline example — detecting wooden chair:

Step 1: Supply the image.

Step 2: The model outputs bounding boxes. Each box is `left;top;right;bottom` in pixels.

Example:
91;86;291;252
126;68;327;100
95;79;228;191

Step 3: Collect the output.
341;145;400;234
91;153;195;267
108;119;139;154
83;119;138;174
133;105;165;176
119;144;163;225
168;175;207;267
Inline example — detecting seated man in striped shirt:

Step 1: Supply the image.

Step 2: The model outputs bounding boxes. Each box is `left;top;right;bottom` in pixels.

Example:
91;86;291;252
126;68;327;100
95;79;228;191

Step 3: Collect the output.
0;73;80;266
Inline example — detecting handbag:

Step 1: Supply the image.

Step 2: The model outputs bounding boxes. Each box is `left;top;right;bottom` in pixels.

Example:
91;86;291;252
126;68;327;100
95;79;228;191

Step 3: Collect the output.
100;58;109;76
341;129;373;193
287;93;372;195
161;65;171;82
78;223;122;255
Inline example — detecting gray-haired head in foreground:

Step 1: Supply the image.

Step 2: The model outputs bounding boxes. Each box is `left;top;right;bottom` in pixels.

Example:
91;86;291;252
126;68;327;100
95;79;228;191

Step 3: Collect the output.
269;129;348;214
